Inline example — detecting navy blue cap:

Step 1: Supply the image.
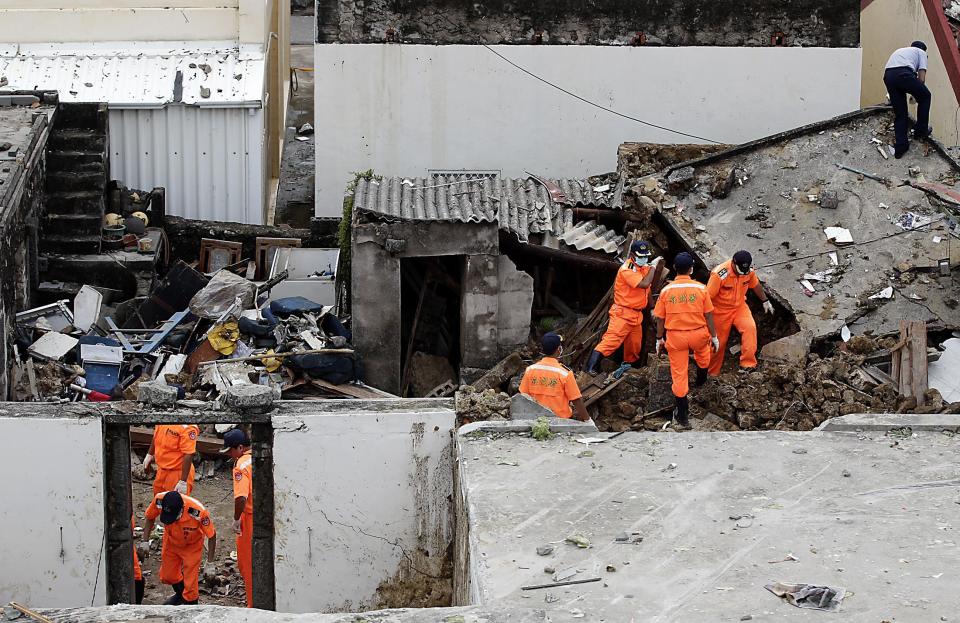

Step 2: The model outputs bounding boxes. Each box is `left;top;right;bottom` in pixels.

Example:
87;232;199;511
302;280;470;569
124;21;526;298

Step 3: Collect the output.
733;250;752;271
630;240;652;257
674;252;695;272
541;332;562;355
159;491;184;525
220;428;250;453
912;40;927;51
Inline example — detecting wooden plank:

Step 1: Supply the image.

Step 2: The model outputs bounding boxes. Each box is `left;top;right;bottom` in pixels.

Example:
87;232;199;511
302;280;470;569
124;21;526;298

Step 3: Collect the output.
582;374;626;408
400;277;431;397
908;320;928;405
129;426;224;456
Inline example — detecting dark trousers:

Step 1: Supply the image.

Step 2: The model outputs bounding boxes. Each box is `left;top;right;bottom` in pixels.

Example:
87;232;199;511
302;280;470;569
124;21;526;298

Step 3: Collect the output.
883;66;931;151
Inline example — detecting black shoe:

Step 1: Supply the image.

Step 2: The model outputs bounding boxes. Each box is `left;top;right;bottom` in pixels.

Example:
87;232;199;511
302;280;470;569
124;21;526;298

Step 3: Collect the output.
585;350;602;375
695;366;708;387
164;593;184;606
894;145;908;159
673;396;690;429
913;126;932;139
182;599;199;605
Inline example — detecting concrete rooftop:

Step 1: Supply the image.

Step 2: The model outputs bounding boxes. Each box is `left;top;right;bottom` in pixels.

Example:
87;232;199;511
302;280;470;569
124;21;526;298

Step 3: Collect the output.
457;424;960;622
0;104;49;192
658;109;960;340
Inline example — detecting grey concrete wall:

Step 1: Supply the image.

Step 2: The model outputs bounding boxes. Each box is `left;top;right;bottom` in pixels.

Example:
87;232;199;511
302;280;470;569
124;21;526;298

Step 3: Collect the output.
317;0;860;46
351;220;499;394
0;106;48;399
272;405;455;613
496;256;533;356
0;415;106;607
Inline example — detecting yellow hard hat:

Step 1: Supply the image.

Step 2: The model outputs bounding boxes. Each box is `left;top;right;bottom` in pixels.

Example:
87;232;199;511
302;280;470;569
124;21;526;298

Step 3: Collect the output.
103;213;123;227
131;211;149;227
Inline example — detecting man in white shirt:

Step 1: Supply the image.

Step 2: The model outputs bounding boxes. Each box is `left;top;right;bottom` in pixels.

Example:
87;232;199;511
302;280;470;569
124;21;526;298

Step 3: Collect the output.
883;41;932;159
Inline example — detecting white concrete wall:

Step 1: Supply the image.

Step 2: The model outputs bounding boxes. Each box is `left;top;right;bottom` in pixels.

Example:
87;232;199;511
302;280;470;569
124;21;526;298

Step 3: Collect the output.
272;406;455;613
0;416;105;607
314;44;863;216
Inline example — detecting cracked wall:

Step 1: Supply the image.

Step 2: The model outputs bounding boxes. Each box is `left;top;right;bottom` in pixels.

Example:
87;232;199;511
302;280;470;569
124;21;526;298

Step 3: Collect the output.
272;407;455;613
318;0;860;46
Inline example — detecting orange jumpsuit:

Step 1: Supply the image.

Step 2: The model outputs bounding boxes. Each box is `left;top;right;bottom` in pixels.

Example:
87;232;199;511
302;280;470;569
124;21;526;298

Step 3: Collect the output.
233;451;254;608
152;424;199;496
519;356;582;419
145;492;215;603
706;260;760;375
653;275;715;398
132;516;142;583
595;260;653;363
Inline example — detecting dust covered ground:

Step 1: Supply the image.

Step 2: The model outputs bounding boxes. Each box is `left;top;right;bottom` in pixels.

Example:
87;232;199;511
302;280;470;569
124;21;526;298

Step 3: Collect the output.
133;467;246;607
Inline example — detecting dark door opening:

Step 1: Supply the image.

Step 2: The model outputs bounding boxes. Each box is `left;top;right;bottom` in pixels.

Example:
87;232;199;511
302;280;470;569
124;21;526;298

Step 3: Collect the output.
399;256;464;397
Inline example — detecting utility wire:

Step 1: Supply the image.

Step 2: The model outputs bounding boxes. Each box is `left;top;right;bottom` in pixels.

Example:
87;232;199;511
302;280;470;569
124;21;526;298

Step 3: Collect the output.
482;44;724;145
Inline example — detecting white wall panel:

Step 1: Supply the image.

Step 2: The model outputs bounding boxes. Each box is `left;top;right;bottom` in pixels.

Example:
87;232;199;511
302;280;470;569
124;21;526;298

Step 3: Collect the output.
0;416;105;607
110;106;264;223
314;44;863;217
273;407;455;613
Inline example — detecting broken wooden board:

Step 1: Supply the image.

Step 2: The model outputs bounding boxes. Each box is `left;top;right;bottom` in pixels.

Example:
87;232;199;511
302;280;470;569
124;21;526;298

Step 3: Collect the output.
576;371;626;408
891;320;928;405
310;379;395;399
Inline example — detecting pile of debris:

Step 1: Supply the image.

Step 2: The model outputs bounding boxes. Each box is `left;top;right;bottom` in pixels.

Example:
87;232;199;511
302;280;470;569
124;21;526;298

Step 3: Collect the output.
11;239;381;404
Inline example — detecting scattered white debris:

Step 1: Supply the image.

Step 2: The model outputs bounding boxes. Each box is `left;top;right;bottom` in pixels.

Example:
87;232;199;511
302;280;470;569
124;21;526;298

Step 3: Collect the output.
800;279;816;294
592;184;611;193
869;286;894;300
840;325;851;342
829;252;839;266
896;212;934;230
933;236;943;243
824;227;853;245
802;269;836;283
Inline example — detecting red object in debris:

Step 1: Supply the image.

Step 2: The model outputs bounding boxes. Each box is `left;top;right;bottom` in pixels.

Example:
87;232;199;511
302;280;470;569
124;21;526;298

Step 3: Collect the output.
85;390;112;402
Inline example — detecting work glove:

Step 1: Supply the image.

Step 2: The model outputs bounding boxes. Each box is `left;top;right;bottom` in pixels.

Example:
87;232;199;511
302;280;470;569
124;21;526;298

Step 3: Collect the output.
142;454;154;472
233;519;242;535
655;338;665;356
651;256;664;266
710;336;720;352
175;480;188;494
763;300;775;315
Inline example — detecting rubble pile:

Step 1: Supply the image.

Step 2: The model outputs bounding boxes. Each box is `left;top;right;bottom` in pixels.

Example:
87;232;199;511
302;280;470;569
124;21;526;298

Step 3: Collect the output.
10;235;372;404
455;386;510;424
592;370;649;431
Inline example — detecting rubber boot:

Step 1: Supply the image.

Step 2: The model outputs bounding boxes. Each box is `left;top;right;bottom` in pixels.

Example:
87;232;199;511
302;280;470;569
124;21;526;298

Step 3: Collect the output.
612;362;632;379
673;396;690;430
135;579;145;605
182;598;199;605
164;581;185;605
695;366;708;387
585;350;602;375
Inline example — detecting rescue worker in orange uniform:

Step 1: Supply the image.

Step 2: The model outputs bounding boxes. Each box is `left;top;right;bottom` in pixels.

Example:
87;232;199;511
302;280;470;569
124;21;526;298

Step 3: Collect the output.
706;250;774;376
142;424;200;496
519;332;590;421
221;428;254;608
585;240;663;378
652;252;719;429
142;491;217;605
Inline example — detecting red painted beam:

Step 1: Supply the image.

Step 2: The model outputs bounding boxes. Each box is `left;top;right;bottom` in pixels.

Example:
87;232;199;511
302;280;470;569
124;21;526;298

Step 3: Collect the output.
921;0;960;105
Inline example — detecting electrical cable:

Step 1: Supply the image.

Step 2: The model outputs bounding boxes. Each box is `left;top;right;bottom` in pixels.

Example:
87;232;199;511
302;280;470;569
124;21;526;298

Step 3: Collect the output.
482;44;724;145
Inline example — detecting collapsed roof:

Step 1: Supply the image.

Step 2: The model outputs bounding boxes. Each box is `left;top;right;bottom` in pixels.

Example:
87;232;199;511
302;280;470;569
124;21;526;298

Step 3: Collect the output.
647;108;960;340
352;174;629;254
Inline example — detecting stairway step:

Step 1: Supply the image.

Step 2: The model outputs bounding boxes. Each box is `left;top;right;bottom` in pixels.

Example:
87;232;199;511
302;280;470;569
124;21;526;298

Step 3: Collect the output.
40;234;102;255
42;213;103;237
45;190;106;215
47;150;106;172
49;130;106;152
55;104;109;133
46;170;106;193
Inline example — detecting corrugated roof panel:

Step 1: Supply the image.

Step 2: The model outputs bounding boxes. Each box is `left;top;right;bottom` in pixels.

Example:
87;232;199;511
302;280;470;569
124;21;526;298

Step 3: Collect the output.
0;42;264;108
354;175;628;255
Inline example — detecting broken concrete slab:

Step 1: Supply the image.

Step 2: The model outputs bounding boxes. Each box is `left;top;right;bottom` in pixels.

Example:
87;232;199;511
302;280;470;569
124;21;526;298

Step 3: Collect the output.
928;337;960;403
497;255;534;356
137;380;178;407
459;417;598;436
509;393;556;420
221;384;275;413
27;331;79;360
759;330;812;365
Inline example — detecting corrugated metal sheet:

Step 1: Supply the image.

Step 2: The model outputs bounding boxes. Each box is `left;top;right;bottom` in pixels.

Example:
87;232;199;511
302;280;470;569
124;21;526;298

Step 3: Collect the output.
353;174;627;254
110;106;264;223
0;42;264;108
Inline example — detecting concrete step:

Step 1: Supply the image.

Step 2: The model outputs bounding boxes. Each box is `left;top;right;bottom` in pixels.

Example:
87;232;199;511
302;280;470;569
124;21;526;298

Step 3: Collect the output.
42;213;103;237
54;103;109;133
46;150;106;172
48;130;106;152
46;170;106;193
40;233;101;255
45;190;106;216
